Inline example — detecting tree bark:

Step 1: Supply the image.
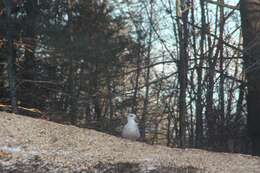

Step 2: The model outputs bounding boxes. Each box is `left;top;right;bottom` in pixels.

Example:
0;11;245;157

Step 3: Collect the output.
141;0;154;140
195;0;206;148
240;0;260;156
177;1;189;148
5;0;17;113
67;0;77;124
218;0;225;149
132;41;142;114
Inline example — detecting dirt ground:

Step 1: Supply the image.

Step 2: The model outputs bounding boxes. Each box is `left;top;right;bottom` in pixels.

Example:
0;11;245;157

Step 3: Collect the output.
0;112;259;173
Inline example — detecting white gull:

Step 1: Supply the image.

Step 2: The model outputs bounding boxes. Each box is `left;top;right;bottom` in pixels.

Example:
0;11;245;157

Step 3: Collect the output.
122;113;140;140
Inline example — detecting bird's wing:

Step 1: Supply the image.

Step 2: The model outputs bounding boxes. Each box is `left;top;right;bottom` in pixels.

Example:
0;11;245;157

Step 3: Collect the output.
134;124;140;138
122;124;129;138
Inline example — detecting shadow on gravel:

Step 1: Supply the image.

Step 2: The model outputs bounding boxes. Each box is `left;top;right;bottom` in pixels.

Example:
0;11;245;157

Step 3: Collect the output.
0;156;206;173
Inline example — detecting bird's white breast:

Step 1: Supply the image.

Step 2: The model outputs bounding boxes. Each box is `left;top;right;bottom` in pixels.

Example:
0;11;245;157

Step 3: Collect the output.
122;121;140;140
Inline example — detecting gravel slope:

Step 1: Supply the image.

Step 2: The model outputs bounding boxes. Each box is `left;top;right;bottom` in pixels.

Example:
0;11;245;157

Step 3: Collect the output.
0;112;259;173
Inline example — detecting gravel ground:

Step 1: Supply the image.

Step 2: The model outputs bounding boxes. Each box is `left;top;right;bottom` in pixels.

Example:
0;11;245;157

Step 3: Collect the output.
0;112;260;173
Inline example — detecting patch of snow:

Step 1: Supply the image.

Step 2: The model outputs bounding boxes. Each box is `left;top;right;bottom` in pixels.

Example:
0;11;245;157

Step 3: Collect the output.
0;146;21;153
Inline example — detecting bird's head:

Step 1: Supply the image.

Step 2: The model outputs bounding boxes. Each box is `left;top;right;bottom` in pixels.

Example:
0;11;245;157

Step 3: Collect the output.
127;113;137;122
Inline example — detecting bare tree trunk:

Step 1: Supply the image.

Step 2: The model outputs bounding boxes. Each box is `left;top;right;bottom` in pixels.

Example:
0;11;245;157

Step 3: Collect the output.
67;0;77;124
176;0;189;148
5;0;17;113
7;31;17;113
240;0;260;156
195;0;206;148
92;65;101;121
141;0;154;140
218;0;225;149
21;0;38;109
167;111;172;146
132;38;142;114
107;76;114;127
205;0;225;148
141;47;150;139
